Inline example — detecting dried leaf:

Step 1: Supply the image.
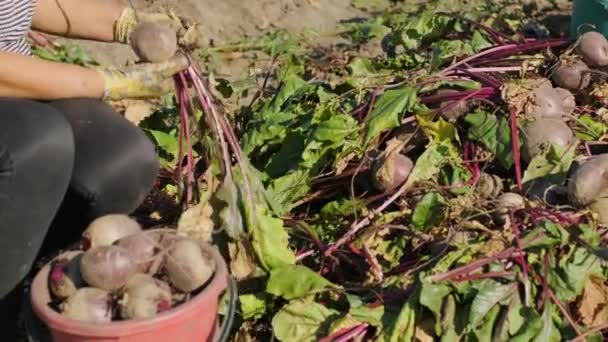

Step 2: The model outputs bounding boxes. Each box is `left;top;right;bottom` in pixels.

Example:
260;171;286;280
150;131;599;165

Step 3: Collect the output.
500;78;551;114
578;275;608;327
414;319;435;342
478;237;508;257
228;239;258;280
123;100;156;125
176;201;214;242
334;152;356;175
214;175;246;239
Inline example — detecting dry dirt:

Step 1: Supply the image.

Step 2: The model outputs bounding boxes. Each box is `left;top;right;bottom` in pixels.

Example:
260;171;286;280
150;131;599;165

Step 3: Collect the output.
64;0;365;67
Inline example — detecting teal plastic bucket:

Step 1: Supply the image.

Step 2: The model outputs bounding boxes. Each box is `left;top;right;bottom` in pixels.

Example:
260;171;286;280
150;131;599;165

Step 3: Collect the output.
571;0;608;38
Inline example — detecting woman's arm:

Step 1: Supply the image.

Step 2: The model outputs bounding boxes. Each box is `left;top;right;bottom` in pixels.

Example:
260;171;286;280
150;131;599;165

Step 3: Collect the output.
31;0;126;42
0;52;104;99
0;51;190;100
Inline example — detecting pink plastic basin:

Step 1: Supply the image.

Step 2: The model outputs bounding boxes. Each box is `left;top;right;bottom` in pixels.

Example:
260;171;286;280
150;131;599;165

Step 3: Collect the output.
30;242;228;342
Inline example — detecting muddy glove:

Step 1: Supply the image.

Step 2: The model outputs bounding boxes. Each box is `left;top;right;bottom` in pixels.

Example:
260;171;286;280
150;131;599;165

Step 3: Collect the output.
113;6;200;48
95;52;190;101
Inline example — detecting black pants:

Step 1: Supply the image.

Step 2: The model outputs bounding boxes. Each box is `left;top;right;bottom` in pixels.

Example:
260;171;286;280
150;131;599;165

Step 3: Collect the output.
0;98;159;299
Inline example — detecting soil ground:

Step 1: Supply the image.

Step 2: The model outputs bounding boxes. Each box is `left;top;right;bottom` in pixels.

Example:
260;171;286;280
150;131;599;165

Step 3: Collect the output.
65;0;366;71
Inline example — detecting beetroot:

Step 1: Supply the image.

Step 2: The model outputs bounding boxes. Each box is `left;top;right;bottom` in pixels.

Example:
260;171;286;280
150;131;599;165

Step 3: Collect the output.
80;245;138;291
81;214;142;250
60;287;113;323
551;60;591;91
130;22;178;63
371;152;414;192
577;31;608;67
496;192;525;213
119;274;172;320
525;83;575;119
568;154;608;224
522;118;575;162
493;192;525;225
475;172;503;199
164;239;216;293
553;88;576;116
115;231;162;273
49;253;86;299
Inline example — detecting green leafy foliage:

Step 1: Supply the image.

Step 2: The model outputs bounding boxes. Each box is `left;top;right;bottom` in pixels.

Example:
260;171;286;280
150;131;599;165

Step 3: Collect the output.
266;265;337;300
408;139;461;185
420;282;451;334
417;114;460;142
522;143;576;200
412;192;447;231
465;109;519;169
467;280;517;329
549;246;602;302
365;86;418;143
122;2;606;341
574;114;608;141
346;57;394;87
239;293;268;320
249;206;296;271
241;73;363;212
510;305;562;342
341;15;392;44
272;299;339;342
522;143;576;185
381;298;417;341
33;44;97;66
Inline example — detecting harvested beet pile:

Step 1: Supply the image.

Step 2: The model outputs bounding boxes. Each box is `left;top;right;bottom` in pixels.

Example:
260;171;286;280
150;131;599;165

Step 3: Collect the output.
158;12;608;342
47;214;216;322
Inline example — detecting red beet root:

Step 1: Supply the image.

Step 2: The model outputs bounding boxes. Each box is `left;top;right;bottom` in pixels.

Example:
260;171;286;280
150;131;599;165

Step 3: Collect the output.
115;231;162;273
80;245;138;291
60;287;113;323
522;118;575;162
118;273;172;320
81;214;142;250
551;60;591;91
164;239;216;293
371;152;414;192
577;31;608;67
49;254;86;299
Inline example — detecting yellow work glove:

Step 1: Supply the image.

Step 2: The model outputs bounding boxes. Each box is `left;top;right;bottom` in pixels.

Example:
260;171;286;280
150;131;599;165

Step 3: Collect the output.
95;52;190;101
113;6;200;48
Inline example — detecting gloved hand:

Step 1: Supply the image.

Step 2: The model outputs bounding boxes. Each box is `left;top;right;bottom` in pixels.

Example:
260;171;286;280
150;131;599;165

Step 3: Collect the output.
95;52;190;101
113;6;200;48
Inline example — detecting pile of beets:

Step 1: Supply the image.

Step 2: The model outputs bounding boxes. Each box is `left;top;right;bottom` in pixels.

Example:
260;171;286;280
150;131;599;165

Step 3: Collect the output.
47;214;215;323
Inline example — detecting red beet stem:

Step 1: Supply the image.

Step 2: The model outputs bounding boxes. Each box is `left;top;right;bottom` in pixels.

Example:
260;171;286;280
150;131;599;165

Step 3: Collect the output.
508;107;523;192
80;236;91;251
462;142;480;186
419;87;496;105
157;299;171;313
50;260;67;283
453;68;502;88
176;76;195;205
318;323;369;342
442;38;570;74
479;38;570;62
431;247;516;282
451;271;515;282
508;212;529;277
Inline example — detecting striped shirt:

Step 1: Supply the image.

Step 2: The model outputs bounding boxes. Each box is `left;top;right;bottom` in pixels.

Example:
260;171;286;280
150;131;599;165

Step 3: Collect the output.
0;0;35;55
